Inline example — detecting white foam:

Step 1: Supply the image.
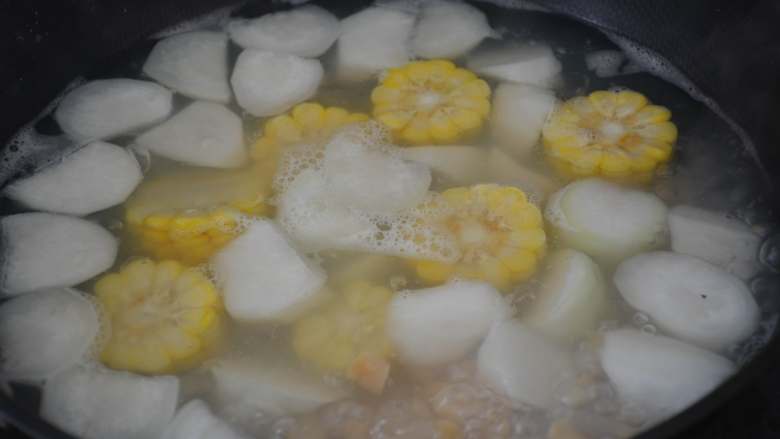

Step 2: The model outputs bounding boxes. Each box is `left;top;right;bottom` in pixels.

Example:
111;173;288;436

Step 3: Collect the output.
0;288;100;382
4;141;142;215
143;31;231;103
0;213;118;295
411;0;494;59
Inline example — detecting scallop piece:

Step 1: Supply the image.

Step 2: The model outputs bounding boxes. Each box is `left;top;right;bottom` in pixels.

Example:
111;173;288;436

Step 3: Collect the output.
544;178;668;265
387;280;509;367
4;141;142;215
477;320;576;409
210;356;347;418
399;145;488;185
334;5;416;81
143;31;231;103
668;205;761;280
614;251;759;352
135;101;246;168
322;129;431;214
0;288;99;381
522;249;609;343
228;5;340;57
491;82;558;158
162;400;250;439
211;219;327;323
231;50;323;117
40;366;179;439
0;213;117;295
467;44;562;88
55;79;172;142
600;329;734;420
411;0;493;59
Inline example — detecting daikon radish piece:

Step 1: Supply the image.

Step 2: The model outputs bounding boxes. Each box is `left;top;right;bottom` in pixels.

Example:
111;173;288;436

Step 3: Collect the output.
387;280;509;367
544;178;668;265
228;5;340;57
600;329;734;419
55;79;172;142
231;50;323;117
211;219;326;323
211;356;347;418
162;400;250;439
143;31;231;103
411;1;492;59
467;44;562;88
491;82;557;158
40;366;179;439
486;148;560;201
0;288;99;381
334;6;415;81
0;213;117;295
135;101;246;168
614;251;759;352
668;205;761;280
399;145;487;185
477;320;575;409
4;141;142;215
522;249;609;343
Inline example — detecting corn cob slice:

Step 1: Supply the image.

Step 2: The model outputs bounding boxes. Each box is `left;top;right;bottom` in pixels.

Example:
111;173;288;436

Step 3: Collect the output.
372;60;491;145
292;281;394;394
249;102;369;162
412;184;546;291
542;89;677;184
125;164;273;265
95;258;222;374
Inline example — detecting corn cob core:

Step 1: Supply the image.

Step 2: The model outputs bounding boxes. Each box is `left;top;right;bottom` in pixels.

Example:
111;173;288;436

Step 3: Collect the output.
372;60;491;145
95;258;222;374
125;164;273;265
413;185;546;291
293;281;394;393
542;90;677;184
250;102;369;162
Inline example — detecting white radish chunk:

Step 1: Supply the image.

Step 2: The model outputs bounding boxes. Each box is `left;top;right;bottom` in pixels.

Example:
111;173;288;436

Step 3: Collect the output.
544;178;668;265
467;44;562;88
228;5;340;57
135;101;246;168
477;320;575;409
211;356;346;418
231;50;323;117
55;79;172;142
41;366;179;439
399;145;487;185
614;251;759;352
600;329;735;420
522;249;609;343
668;205;761;280
491;82;557;158
334;6;415;81
212;219;327;323
143;31;231;103
0;213;117;295
322;130;432;214
411;1;492;59
486;148;560;201
4;141;142;215
0;288;99;381
162;400;250;439
387;280;509;367
584;50;626;78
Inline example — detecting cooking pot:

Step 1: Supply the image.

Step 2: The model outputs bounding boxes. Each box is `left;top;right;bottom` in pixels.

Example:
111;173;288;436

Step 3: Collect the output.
1;0;779;438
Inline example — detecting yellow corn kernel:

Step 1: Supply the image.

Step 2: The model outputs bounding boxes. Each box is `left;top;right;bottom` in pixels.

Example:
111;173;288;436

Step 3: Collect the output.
412;185;546;291
372;60;491;145
543;89;677;184
95;259;223;374
125;165;272;265
292;282;394;394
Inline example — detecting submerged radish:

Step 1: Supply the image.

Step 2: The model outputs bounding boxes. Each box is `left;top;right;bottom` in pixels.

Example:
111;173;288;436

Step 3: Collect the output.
411;0;493;59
